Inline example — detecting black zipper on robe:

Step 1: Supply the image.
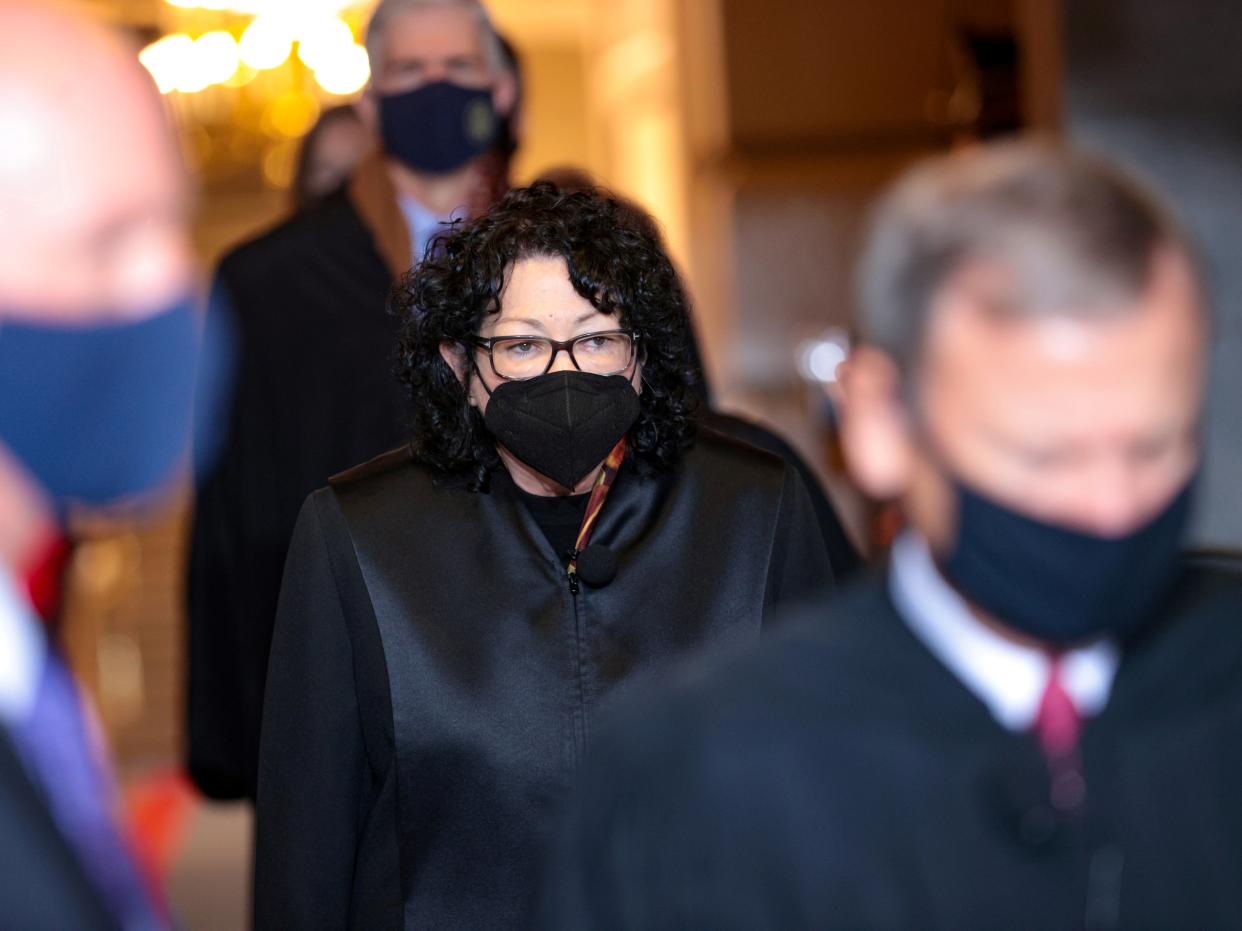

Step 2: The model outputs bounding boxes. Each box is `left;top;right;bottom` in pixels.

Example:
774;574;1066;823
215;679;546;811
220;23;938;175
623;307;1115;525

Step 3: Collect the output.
568;578;589;761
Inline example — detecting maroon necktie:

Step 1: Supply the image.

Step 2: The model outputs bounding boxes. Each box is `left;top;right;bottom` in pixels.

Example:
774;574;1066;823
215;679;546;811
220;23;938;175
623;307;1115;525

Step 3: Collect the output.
1034;654;1087;814
1034;655;1081;758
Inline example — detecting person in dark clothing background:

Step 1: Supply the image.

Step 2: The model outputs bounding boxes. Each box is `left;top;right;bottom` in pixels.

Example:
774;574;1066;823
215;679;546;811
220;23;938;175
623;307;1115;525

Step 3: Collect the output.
540;141;1242;929
186;0;518;801
253;182;833;929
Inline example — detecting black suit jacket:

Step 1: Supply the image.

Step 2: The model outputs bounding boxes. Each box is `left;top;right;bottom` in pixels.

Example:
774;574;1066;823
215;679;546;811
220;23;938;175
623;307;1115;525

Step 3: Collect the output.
541;568;1242;930
186;181;408;801
0;729;116;930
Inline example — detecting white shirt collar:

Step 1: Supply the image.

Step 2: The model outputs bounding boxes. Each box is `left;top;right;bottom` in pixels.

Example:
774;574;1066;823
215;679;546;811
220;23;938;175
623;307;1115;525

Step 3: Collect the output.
0;565;46;725
398;194;461;265
888;531;1120;731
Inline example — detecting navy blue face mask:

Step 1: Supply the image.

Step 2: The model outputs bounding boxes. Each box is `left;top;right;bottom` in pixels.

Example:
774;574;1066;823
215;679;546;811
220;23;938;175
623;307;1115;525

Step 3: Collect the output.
0;295;206;511
379;80;498;175
938;475;1195;645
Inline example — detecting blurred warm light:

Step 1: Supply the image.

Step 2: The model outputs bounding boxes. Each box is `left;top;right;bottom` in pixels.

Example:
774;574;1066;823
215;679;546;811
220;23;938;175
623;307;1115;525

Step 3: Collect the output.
262;138;298;187
144;5;367;101
265;91;321;138
163;0;362;12
223;62;259;88
297;16;354;71
194;30;242;86
140;30;244;95
139;33;195;95
72;537;129;594
239;15;294;71
312;42;371;96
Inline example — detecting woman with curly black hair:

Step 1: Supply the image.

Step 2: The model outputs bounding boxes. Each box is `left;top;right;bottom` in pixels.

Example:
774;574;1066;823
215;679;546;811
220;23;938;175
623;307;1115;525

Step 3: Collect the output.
254;182;833;929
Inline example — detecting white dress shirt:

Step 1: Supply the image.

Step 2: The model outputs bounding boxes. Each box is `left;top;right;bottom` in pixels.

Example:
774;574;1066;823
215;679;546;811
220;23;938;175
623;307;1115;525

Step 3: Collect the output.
398;193;462;265
888;531;1120;731
0;565;46;726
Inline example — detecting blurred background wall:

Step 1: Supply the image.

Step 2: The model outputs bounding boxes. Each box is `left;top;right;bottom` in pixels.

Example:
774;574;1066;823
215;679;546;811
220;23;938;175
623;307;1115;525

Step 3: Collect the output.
56;2;1238;921
1063;0;1242;551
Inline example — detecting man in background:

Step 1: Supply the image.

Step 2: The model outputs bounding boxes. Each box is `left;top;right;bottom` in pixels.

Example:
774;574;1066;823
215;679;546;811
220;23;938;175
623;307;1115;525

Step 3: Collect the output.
187;0;517;801
0;1;207;925
542;141;1242;928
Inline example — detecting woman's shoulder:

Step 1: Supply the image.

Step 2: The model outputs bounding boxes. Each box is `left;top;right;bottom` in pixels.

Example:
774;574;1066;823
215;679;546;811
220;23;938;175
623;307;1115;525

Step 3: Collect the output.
325;444;480;535
683;424;789;486
329;444;422;491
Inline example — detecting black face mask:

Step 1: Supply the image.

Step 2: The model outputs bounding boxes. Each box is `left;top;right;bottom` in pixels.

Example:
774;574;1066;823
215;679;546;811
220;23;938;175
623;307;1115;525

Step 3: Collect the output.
483;371;640;490
379;81;497;175
938;475;1195;645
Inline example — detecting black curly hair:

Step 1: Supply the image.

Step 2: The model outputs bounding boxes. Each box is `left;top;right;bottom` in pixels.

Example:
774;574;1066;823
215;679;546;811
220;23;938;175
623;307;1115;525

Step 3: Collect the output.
394;180;701;490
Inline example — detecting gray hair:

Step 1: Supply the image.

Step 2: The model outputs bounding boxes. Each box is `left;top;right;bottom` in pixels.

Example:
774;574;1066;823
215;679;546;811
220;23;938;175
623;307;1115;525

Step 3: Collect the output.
857;139;1200;374
364;0;506;78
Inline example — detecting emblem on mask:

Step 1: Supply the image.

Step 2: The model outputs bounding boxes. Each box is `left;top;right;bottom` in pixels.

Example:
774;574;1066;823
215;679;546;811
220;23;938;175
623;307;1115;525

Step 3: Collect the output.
465;99;495;144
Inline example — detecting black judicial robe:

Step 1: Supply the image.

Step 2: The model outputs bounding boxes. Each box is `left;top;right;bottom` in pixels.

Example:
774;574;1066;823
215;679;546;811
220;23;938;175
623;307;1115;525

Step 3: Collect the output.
187;171;410;800
253;431;834;930
700;408;862;579
540;568;1242;930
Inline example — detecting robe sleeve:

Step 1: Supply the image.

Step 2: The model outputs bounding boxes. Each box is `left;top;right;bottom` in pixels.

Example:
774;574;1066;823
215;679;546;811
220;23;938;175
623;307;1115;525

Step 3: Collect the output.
254;492;366;930
766;465;836;609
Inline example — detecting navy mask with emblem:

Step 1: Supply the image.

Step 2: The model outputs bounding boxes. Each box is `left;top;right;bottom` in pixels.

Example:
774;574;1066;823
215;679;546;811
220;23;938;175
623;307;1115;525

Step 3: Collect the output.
379;81;498;175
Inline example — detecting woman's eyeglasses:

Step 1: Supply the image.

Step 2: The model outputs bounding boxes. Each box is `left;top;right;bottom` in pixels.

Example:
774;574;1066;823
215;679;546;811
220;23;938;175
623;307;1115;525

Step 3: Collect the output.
471;330;639;380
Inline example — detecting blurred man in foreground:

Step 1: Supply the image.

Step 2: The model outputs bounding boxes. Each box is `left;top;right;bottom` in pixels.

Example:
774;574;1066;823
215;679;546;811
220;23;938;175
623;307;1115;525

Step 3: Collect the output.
0;1;202;926
542;141;1242;929
187;0;517;801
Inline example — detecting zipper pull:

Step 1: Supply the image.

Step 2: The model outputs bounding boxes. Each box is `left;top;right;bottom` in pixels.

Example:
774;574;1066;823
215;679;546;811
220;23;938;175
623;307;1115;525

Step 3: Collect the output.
567;548;581;596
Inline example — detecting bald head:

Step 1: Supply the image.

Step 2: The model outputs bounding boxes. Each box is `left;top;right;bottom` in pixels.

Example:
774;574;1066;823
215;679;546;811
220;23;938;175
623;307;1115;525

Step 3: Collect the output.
0;0;191;321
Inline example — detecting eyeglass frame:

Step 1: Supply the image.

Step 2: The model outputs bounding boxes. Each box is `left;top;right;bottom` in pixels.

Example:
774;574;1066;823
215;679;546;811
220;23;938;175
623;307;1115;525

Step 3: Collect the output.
468;329;641;381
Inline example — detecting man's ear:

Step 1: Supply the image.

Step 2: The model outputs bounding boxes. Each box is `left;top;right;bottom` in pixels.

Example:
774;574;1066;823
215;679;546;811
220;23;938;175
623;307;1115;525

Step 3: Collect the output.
491;67;518;121
439;340;467;384
836;345;915;500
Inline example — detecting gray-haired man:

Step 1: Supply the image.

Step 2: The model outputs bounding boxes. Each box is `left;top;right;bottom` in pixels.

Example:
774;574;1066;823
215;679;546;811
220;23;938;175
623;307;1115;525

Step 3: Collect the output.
187;0;516;803
540;140;1242;930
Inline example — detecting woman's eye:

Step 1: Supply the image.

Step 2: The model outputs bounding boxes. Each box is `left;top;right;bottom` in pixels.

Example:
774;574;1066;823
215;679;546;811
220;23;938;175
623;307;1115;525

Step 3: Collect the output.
502;341;538;356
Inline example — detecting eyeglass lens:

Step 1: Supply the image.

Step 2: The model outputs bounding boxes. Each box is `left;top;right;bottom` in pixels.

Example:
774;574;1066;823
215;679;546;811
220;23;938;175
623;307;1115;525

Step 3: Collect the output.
489;333;633;379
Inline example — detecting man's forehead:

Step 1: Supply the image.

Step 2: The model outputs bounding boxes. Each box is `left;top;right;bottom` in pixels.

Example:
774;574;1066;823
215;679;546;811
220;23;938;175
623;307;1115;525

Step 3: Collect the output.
917;260;1204;423
382;6;484;61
